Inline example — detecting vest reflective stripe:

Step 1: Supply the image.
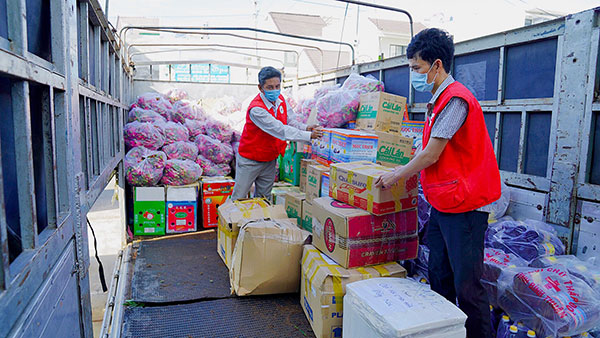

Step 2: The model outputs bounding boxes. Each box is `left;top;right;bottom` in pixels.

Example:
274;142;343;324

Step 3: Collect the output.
420;81;501;213
238;94;288;162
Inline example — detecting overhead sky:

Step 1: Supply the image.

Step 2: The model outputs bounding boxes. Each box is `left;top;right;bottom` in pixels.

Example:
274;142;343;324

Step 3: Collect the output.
106;0;598;42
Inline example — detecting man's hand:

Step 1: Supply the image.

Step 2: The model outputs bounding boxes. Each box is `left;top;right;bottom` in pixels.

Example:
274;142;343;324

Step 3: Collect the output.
307;124;320;131
374;166;403;189
310;127;324;139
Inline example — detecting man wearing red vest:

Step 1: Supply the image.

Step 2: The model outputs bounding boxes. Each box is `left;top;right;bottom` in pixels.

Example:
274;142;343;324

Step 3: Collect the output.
232;66;323;201
376;28;501;337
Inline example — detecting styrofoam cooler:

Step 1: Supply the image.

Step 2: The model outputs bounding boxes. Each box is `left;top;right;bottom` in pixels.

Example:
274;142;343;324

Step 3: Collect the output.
342;278;467;338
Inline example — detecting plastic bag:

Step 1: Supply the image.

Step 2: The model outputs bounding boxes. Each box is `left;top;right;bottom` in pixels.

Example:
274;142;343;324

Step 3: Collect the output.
314;84;341;99
162;141;198;161
413;244;430;280
132;92;173;119
195;134;234;164
202;117;234;143
315;89;361;128
160;159;202;186
184;119;204;140
165;88;188;103
124;147;166;186
123;121;165;150
498;265;600;337
295;98;315;125
127;107;166;123
154;121;190;145
341;73;384;93
531;255;600;293
482;247;529;306
196;155;231;176
170;100;205;123
487;181;511;222
485;218;565;262
418;188;431;234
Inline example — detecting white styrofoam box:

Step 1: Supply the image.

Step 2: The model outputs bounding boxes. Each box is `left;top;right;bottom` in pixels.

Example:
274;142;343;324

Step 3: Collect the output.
342;278;467;338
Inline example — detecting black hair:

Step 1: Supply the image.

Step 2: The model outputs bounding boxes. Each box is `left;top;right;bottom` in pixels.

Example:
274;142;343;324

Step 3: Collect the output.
258;66;282;86
407;28;454;73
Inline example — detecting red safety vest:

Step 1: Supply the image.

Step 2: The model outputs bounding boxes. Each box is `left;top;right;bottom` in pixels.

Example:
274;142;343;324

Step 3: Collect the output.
238;94;288;162
420;81;501;213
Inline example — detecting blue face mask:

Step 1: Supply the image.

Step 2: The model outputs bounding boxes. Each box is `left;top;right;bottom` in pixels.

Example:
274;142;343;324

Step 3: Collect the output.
410;62;438;92
263;89;280;102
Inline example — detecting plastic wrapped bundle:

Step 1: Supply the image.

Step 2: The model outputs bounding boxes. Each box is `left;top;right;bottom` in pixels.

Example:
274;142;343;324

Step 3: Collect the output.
162;141;198;161
133;92;173;119
341;73;384;93
154;121;189;145
184;119;203;140
165;88;188;103
295;98;315;124
195;134;234;164
531;255;600;293
123;121;165;150
314;83;341;99
482;247;528;306
499;266;600;337
196;155;231;177
124;147;166;186
160;159;202;186
202;117;234;143
170;100;205;123
127;107;166;123
414;244;430;277
418;188;431;234
488;181;511;222
315;89;361;128
485;218;565;262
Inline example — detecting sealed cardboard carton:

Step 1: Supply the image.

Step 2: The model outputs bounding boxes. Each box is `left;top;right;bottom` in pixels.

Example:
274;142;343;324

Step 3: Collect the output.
300;245;407;338
357;92;407;133
312;197;418;268
311;129;332;161
133;187;166;236
300;159;318;192
330;129;378;163
230;218;309;295
302;200;313;232
166;183;199;234
320;172;330;197
306;164;329;203
217;198;287;268
374;131;413;168
285;192;305;226
272;185;302;205
200;177;235;229
401;120;425;155
330;161;418;215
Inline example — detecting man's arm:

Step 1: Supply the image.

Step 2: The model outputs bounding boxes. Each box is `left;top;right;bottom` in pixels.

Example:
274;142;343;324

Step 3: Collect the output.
249;106;312;142
375;137;448;188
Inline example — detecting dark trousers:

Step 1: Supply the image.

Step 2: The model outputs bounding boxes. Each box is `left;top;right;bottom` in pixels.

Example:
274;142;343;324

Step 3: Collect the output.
427;208;492;338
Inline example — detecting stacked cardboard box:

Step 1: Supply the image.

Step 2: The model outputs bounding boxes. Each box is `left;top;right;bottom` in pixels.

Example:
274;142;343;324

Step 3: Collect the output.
272;185;302;205
300;245;406;338
216;198;287;268
133;187;166;236
285;192;305;226
306;164;329;203
299;159;317;192
330;129;378;163
200;177;235;229
166;183;199;234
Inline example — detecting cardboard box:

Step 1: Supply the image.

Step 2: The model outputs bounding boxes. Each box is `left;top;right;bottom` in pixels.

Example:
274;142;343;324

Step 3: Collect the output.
312;197;418;268
133;187;166;236
374;131;413;168
401;120;425;155
200;177;235;229
217;198;287;268
300;159;318;192
301;200;313;233
272;186;302;205
330;161;418;215
300;245;407;338
320;172;330;197
311;129;332;160
230;218;309;296
280;142;306;185
330;129;378;163
285;192;305;226
166;184;199;234
357;92;407;134
306;164;330;203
